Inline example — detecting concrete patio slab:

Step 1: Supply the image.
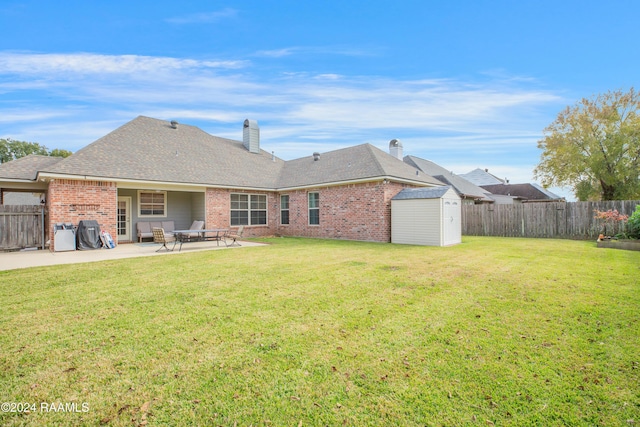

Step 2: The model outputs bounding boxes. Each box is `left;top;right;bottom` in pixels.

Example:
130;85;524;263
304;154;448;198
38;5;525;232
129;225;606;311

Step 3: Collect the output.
0;240;265;271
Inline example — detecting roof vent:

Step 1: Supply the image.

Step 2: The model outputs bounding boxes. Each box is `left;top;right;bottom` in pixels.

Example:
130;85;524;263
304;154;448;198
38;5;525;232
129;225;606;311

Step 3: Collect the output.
313;152;320;161
243;119;260;154
170;120;178;129
389;139;403;160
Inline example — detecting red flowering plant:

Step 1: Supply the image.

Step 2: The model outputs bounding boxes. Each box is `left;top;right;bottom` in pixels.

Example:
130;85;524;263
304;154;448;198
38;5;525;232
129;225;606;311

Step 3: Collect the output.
594;209;629;239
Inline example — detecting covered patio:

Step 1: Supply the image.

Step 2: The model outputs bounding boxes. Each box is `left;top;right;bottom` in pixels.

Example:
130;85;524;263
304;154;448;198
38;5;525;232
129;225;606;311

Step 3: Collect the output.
116;185;207;244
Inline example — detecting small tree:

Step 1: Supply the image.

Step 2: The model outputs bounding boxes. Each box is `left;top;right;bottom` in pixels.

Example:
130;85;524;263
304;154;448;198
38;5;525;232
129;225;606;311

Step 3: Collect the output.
0;138;48;163
0;138;72;163
534;88;640;201
49;148;73;158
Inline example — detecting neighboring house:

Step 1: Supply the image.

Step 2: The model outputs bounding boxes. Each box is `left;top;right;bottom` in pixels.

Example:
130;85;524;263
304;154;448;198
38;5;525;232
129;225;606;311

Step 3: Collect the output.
0;116;445;249
403;156;493;204
480;183;564;203
460;168;564;204
459;168;505;186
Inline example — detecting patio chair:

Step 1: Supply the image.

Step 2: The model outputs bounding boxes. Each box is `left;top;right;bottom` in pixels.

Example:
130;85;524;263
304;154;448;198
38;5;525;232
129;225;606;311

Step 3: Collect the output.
153;227;176;252
218;228;231;247
227;225;244;246
183;220;205;240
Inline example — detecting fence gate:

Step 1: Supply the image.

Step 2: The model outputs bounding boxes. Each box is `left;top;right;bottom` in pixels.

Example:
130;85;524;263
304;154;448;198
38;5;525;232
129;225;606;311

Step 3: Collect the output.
0;205;47;250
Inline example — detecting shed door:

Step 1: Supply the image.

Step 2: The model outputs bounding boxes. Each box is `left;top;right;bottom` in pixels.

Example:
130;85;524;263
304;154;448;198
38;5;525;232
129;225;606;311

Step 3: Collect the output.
443;200;461;245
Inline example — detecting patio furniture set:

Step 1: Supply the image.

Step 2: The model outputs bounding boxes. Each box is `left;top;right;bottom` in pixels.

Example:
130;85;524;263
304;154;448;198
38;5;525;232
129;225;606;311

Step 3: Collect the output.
147;221;244;252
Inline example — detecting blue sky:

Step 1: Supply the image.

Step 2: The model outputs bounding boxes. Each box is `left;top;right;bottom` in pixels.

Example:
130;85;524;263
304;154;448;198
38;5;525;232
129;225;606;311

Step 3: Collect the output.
1;1;638;199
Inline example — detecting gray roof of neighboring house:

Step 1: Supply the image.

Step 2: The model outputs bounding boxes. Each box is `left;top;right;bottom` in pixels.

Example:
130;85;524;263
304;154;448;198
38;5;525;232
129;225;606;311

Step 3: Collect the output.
459;168;505;186
278;144;443;189
404;156;493;201
12;116;443;189
480;183;564;201
0;155;63;180
391;186;454;200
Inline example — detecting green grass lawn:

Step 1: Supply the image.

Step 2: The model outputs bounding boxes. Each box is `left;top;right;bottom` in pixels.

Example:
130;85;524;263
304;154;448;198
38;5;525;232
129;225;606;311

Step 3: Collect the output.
1;237;639;426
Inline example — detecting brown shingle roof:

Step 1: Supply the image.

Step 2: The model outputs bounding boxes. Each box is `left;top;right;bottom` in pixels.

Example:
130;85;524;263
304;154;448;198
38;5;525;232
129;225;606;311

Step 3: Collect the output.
44;116;285;189
481;183;563;201
278;144;443;188
0;155;63;180
26;116;443;189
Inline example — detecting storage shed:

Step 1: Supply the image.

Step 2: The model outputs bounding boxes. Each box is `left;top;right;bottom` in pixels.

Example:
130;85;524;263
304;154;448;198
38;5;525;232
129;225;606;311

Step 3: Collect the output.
391;186;461;246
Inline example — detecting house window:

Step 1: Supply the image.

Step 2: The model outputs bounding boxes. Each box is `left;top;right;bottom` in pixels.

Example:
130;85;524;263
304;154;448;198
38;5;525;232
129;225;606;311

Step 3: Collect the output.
138;191;166;217
280;195;290;225
308;192;319;225
231;194;267;226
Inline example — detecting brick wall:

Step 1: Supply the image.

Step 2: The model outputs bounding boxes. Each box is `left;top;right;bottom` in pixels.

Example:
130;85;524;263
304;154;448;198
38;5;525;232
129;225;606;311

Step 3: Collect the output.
206;182;419;243
45;180;420;250
276;181;411;242
205;188;277;238
47;179;117;251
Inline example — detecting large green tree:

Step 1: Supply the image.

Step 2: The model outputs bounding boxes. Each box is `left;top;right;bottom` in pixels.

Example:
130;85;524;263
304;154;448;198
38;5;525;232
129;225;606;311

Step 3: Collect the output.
0;138;72;164
534;88;640;201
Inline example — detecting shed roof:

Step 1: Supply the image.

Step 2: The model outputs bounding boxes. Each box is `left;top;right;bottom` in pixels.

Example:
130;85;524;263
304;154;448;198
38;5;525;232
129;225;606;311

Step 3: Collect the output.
391;186;454;200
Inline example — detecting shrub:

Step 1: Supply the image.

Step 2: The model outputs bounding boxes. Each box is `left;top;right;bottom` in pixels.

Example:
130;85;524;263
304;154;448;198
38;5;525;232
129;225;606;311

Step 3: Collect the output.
594;209;628;237
627;205;640;239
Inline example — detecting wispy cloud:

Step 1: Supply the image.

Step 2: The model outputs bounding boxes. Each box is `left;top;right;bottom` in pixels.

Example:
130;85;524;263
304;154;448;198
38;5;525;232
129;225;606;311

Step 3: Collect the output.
257;48;299;58
256;45;379;58
0;51;562;174
0;52;247;75
0;109;68;125
165;8;237;25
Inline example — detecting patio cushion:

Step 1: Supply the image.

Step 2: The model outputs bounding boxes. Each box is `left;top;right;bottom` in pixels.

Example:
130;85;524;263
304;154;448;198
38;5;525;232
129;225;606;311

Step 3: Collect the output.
162;221;176;234
137;222;151;233
185;220;205;237
137;221;175;242
137;222;153;242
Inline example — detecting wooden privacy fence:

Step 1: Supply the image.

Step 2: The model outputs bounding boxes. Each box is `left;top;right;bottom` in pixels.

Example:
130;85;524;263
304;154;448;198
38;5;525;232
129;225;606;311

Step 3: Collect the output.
0;205;47;250
462;200;640;239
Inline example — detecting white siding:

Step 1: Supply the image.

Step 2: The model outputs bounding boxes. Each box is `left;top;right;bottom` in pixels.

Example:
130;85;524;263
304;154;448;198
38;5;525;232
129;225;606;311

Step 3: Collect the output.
191;193;206;224
391;187;461;246
391;199;441;245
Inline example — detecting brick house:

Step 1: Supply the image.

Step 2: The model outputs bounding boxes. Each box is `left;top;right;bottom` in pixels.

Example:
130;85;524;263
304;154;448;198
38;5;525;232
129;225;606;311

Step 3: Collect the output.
0;116;444;250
